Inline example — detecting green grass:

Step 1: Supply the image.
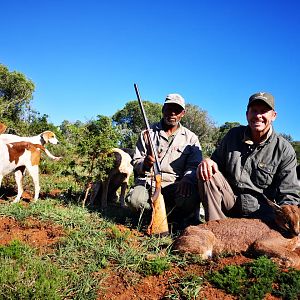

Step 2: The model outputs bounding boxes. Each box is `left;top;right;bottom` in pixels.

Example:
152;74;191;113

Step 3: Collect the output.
0;199;175;299
0;199;300;299
166;273;204;300
0;240;76;300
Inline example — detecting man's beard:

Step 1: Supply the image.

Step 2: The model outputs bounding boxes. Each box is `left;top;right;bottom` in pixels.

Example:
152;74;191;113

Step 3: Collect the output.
163;117;179;127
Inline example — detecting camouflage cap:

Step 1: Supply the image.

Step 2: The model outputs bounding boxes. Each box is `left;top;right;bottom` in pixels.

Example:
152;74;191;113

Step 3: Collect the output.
164;93;185;109
248;92;275;110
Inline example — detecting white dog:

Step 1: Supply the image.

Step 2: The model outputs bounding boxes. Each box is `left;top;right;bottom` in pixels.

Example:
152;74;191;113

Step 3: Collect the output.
0;141;48;202
0;131;61;202
0;131;61;160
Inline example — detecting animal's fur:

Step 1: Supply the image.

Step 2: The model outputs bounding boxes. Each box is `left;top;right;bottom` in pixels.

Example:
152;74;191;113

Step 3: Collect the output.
0;141;47;202
0;130;61;160
173;203;300;269
0;131;61;202
90;148;133;208
0;123;7;134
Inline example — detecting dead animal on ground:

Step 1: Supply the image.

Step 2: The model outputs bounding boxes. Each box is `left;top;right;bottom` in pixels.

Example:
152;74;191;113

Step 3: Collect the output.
89;148;133;208
0;141;51;202
173;201;300;269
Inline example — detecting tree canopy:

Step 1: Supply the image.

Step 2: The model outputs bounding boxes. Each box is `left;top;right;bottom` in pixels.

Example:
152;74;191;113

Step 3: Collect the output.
0;64;35;125
112;100;162;148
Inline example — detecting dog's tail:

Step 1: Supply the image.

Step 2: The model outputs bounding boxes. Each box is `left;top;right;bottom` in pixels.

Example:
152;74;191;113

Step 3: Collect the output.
25;142;62;161
43;148;62;161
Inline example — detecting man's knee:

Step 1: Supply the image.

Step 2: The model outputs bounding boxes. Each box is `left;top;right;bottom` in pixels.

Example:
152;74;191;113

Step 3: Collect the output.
126;185;151;212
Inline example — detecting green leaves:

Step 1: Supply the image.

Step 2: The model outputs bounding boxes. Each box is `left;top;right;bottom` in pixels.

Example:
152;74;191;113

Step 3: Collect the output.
141;256;171;276
0;64;35;122
208;256;300;300
112;100;162;148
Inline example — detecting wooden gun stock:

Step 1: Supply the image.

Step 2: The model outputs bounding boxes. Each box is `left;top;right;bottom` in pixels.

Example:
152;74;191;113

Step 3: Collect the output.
147;174;169;236
134;83;169;236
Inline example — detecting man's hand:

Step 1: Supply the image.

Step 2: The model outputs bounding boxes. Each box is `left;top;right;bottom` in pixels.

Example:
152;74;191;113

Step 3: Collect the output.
197;158;218;181
143;154;155;171
176;180;193;198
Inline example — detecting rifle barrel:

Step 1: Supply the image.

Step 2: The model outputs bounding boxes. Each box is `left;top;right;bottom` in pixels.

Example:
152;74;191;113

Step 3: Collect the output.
134;83;161;175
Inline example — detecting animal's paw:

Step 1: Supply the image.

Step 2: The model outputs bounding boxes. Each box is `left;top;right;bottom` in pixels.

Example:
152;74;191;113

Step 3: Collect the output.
53;156;63;161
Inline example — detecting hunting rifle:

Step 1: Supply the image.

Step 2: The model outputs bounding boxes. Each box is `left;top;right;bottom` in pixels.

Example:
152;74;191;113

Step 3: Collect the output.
134;83;169;236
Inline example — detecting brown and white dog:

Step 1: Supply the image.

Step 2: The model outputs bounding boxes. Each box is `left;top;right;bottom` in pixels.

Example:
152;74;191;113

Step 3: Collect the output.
0;141;48;203
0;131;61;160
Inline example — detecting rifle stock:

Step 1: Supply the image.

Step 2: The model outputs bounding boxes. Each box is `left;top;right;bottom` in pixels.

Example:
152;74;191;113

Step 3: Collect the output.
134;83;169;236
147;173;169;235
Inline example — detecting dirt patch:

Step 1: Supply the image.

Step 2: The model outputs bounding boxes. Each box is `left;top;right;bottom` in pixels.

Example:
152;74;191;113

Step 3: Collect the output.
95;228;282;300
0;205;282;299
0;216;64;253
96;255;281;300
97;266;237;300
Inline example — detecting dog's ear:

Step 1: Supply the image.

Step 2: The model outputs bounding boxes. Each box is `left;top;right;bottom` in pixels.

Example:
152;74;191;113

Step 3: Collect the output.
41;132;49;143
0;122;7;134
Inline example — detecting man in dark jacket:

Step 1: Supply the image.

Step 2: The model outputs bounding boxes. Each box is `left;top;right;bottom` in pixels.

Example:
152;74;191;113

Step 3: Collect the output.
197;92;300;221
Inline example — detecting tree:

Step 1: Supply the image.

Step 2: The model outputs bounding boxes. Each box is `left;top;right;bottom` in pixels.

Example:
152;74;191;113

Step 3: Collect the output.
215;122;241;147
291;141;300;165
181;104;217;157
113;100;219;157
0;64;35;125
112;100;162;148
67;115;121;183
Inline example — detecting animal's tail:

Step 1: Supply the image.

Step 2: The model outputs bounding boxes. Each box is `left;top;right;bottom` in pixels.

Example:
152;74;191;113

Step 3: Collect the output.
43;148;62;161
34;144;62;161
12;142;61;161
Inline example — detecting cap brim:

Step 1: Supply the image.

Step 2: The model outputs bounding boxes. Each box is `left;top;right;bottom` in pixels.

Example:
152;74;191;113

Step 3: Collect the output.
248;98;273;110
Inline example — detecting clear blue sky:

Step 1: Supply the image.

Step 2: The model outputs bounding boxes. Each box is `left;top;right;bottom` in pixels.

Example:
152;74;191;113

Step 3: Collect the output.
1;0;300;140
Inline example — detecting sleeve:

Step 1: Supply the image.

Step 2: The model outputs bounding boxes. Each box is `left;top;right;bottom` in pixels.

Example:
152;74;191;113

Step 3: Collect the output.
275;146;300;206
132;130;148;176
211;130;230;173
182;133;202;184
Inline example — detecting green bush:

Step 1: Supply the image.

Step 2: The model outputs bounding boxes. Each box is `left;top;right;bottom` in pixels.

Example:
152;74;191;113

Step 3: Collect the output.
207;256;300;300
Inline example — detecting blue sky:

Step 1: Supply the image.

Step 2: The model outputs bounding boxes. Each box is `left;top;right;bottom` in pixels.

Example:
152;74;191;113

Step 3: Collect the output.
1;0;300;140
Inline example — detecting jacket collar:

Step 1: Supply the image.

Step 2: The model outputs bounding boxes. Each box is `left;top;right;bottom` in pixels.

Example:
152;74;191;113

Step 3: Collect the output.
243;125;273;145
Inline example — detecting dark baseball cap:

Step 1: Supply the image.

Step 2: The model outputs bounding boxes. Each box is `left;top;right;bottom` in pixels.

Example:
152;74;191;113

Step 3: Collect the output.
247;92;275;110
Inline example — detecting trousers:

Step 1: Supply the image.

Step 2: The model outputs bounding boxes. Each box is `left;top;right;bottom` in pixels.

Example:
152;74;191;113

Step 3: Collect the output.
126;181;200;221
198;171;274;222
